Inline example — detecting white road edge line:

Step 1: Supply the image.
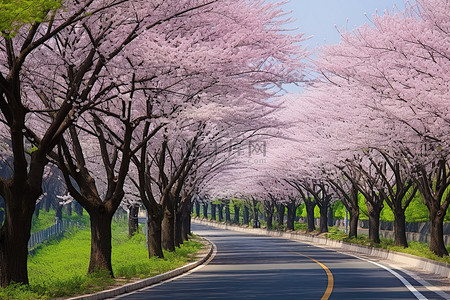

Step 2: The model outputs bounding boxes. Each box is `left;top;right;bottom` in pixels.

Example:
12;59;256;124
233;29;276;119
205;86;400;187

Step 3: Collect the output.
342;251;428;300
386;264;450;300
292;240;433;300
110;238;218;300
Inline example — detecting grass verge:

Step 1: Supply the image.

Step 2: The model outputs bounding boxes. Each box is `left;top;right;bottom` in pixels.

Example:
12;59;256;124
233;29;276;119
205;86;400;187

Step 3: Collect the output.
0;221;204;300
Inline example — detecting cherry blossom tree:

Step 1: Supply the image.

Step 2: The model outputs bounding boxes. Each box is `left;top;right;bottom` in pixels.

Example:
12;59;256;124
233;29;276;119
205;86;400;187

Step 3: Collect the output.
316;0;449;255
126;0;307;257
195;0;448;258
364;149;418;247
1;0;264;284
0;0;145;286
327;169;360;238
40;0;221;276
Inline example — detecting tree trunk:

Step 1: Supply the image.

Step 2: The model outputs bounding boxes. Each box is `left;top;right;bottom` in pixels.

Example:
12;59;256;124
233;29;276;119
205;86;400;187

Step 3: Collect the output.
195;201;200;218
335;184;360;238
147;212;164;259
162;207;175;252
0;193;35;287
181;198;192;242
348;207;359;238
286;202;296;231
328;204;334;227
202;203;208;219
252;202;260;228
175;208;183;247
66;202;73;216
211;204;216;221
305;201;316;232
218;204;224;222
187;213;191;238
0;197;5;225
318;204;328;233
233;205;240;224
368;212;381;244
128;205;139;237
393;210;408;248
266;210;273;230
182;211;190;242
87;209;114;276
366;200;382;244
0;198;5;226
54;201;63;223
416;162;449;257
44;197;51;212
276;203;285;229
429;209;448;257
225;204;231;223
243;206;249;225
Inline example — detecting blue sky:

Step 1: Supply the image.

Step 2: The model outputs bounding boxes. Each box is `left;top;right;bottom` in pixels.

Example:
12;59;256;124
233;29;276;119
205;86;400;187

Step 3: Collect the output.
275;0;409;92
280;0;407;48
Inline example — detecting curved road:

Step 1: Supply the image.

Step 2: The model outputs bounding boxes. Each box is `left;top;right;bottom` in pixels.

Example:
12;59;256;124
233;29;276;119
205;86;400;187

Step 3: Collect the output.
113;224;449;300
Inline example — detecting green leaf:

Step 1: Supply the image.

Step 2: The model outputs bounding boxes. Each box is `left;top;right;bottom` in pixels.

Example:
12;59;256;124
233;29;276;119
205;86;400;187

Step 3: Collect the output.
0;0;62;38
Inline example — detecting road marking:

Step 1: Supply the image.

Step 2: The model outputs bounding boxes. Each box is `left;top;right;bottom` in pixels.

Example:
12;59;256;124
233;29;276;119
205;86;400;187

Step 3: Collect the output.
292;240;439;300
391;266;450;300
298;253;334;300
341;252;428;300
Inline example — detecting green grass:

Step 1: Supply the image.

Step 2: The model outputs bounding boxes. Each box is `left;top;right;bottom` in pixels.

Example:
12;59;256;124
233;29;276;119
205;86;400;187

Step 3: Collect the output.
31;209;89;233
0;220;203;299
325;227;450;264
293;222;308;231
31;210;58;233
324;226;348;239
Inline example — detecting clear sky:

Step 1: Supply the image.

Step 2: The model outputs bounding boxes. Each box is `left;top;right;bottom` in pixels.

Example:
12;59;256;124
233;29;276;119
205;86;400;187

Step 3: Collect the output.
280;0;408;48
275;0;409;92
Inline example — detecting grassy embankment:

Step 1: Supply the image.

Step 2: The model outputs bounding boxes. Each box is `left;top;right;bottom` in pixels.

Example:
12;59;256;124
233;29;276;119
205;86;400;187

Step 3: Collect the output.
1;212;204;300
324;226;450;264
281;222;450;264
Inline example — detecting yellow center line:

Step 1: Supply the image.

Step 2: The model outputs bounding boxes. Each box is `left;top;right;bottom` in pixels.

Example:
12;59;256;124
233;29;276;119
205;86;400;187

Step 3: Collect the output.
298;253;334;300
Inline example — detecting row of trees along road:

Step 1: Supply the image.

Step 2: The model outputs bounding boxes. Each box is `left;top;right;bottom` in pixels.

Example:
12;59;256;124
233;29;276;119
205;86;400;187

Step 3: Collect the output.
0;0;307;287
202;0;449;258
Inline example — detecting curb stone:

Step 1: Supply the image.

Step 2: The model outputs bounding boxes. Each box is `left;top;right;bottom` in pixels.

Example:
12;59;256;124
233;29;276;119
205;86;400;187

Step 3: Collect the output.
67;238;215;300
193;218;450;279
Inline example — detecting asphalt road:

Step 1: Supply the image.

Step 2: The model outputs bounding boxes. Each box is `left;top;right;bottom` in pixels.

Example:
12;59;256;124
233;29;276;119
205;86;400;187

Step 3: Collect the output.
113;224;448;300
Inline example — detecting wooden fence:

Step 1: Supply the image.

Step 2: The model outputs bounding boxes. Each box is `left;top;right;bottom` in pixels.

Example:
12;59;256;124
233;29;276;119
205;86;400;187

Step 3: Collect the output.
28;220;78;250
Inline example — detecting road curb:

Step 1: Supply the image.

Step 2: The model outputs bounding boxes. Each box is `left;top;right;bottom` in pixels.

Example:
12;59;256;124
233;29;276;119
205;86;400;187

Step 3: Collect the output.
67;238;215;300
193;218;450;279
